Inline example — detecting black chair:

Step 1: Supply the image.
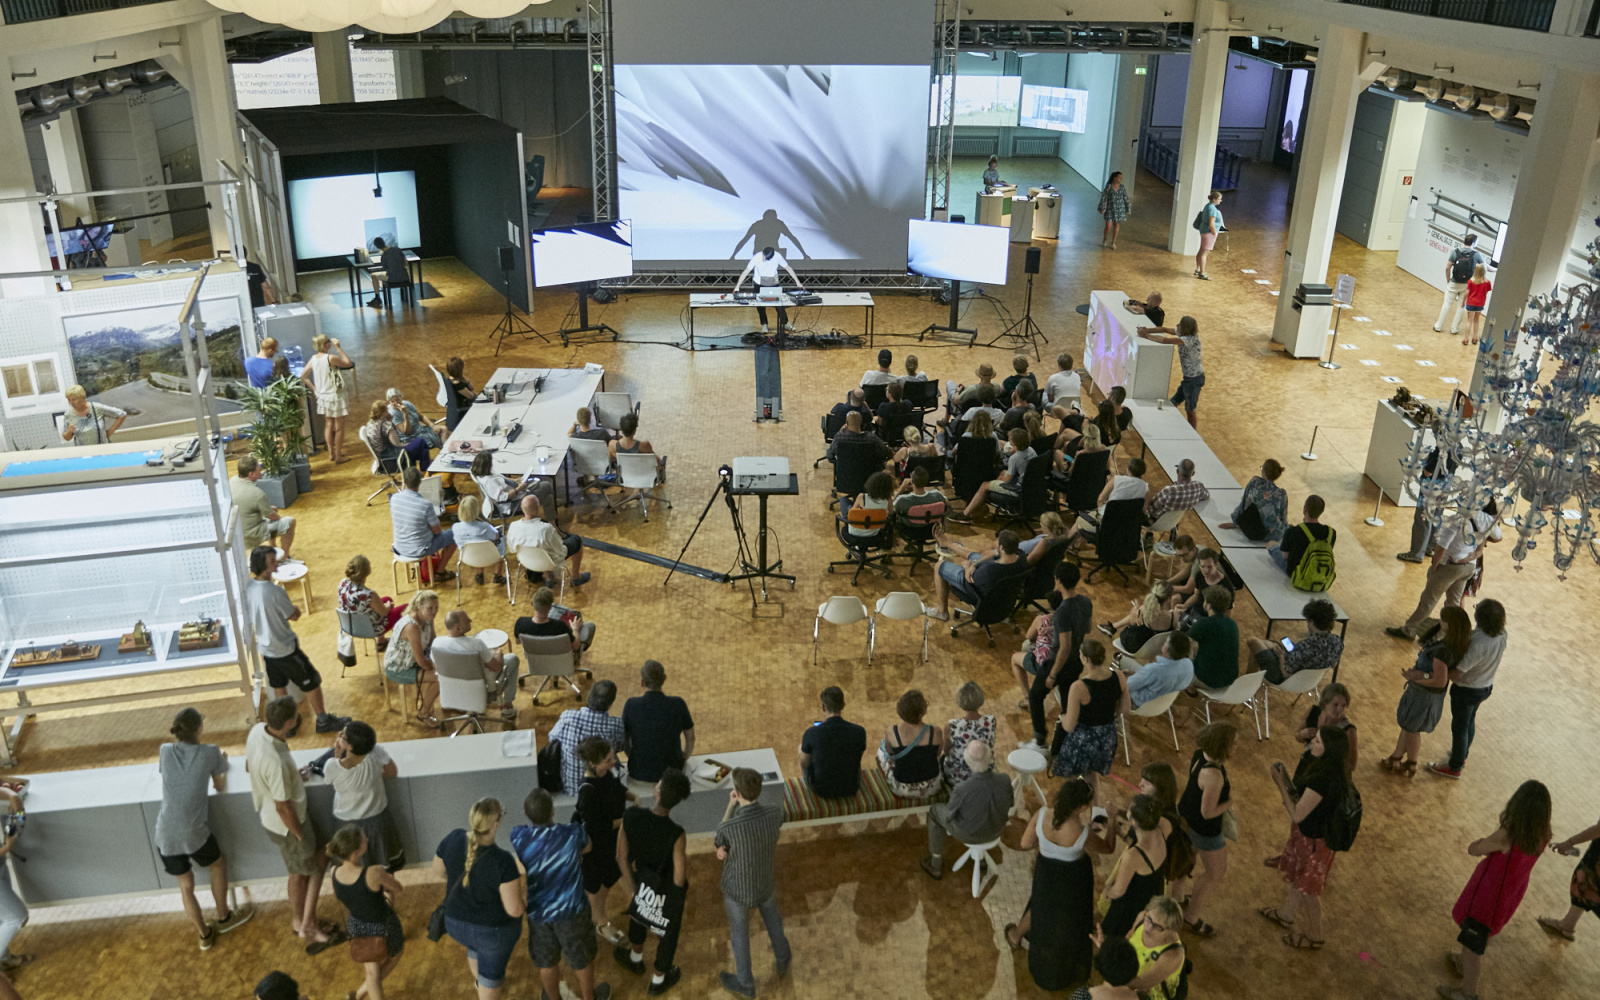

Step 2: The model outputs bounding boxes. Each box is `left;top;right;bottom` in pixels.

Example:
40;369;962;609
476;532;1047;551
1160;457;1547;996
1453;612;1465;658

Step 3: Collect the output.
830;439;882;505
950;436;1000;501
862;383;890;411
814;410;847;468
829;507;894;585
1019;536;1072;614
879;401;918;443
903;378;941;421
950;567;1030;647
902;451;946;486
380;278;415;309
992;450;1054;532
1081;498;1145;584
1052;448;1111;513
892;497;947;575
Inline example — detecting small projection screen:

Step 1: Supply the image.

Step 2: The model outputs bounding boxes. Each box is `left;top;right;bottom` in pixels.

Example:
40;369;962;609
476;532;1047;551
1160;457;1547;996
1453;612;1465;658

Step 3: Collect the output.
286;170;420;260
907;220;1010;286
531;221;634;288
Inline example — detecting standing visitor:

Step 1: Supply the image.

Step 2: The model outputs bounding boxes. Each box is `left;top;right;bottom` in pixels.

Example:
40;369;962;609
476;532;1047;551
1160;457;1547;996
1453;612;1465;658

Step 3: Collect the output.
1174;723;1236;937
1434;234;1485;336
509;788;612;1000
324;720;404;871
1537;811;1600;943
1429;599;1508;780
573;738;631;946
1138;318;1206;428
1381;606;1471;778
615;769;691;995
1123;896;1189;1000
1262;727;1353;950
1192;191;1223;280
622;660;696;785
1098;172;1131;249
1462;263;1492;345
434;798;527;1000
715;768;791;999
328;824;405;1000
1050;638;1129;787
1004;778;1112;991
1386;503;1501;641
244;545;348;733
301;334;355;465
1099;795;1171;940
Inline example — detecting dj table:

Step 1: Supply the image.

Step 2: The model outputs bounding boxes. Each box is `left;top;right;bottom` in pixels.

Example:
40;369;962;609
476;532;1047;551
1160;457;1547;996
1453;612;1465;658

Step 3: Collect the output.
686;292;875;350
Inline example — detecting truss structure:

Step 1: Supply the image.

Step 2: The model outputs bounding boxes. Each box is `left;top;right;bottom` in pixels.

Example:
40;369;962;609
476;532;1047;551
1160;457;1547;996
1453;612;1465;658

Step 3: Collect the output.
927;0;961;219
606;271;938;292
586;0;616;223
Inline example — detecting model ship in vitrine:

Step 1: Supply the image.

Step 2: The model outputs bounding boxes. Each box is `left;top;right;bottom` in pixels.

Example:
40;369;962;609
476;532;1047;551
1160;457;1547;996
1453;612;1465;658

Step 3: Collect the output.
12;639;102;666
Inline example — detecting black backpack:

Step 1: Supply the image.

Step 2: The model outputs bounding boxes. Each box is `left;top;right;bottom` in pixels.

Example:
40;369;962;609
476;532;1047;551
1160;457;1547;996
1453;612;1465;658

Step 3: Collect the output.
1450;249;1478;283
537;736;564;792
1324;782;1364;852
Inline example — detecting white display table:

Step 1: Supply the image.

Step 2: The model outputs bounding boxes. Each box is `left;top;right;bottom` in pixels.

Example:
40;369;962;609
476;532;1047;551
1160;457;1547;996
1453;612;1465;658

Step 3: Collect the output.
1365;399;1433;507
974;188;1014;226
1008;196;1034;242
1028;187;1062;239
1085;290;1174;400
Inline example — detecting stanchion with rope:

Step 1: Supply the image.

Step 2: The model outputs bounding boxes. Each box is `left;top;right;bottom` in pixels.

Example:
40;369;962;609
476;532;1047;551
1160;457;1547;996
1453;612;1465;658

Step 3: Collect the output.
1302;426;1319;462
1365;489;1386;527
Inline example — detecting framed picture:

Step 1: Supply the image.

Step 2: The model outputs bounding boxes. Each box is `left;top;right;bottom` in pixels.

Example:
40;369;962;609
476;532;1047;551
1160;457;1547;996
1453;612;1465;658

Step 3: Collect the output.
62;296;246;430
0;353;67;419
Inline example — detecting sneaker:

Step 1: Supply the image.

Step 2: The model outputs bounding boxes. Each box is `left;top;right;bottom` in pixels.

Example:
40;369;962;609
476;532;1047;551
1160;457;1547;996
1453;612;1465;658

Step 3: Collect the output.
367;297;382;309
314;713;352;734
919;855;943;880
1383;626;1415;641
760;324;769;333
1396;552;1424;563
1016;739;1047;754
924;606;949;622
1426;762;1462;780
1097;622;1116;637
214;904;255;934
597;921;625;945
649;968;682;996
198;926;215;951
613;945;646;975
719;972;757;999
1433;325;1443;333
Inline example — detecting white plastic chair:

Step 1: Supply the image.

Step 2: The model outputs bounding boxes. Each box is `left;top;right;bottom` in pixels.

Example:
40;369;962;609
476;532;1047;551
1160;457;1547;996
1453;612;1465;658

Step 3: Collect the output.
335;609;381;679
1262;667;1328;738
951;837;1003;898
432;647;512;737
1119;689;1182;765
567;438;619;511
455;540;511;605
518;631;585;704
1194;671;1268;740
1142;509;1186;582
614;452;670;520
513;545;564;605
1113;628;1172;661
869;591;929;664
593;391;638;432
813;596;869;665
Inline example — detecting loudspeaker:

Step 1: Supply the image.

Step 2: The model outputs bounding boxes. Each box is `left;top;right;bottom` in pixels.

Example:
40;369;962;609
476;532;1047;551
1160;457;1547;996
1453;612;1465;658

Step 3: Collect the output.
1025;246;1041;275
497;245;516;272
950;214;966;224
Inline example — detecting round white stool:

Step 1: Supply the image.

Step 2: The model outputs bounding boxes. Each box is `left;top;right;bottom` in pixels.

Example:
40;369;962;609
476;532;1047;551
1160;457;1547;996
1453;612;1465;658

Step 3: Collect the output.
272;561;311;611
951;837;1003;898
1007;747;1049;819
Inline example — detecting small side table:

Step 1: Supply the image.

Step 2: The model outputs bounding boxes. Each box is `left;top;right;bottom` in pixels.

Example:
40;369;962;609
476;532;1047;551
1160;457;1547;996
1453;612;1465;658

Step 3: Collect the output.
475;628;509;652
1007;747;1049;819
272;561;312;612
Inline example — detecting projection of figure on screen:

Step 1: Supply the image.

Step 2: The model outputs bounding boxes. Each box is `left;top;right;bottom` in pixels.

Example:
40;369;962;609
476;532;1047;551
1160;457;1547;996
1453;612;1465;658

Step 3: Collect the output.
730;209;811;261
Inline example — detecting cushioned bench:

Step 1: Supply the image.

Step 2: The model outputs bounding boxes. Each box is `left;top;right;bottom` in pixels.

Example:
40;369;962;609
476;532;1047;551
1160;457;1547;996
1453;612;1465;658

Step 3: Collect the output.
782;767;949;827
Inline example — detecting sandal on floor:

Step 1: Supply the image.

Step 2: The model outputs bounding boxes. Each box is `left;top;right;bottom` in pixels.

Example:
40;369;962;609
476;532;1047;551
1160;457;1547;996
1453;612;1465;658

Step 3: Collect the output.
1398;760;1419;778
1282;933;1323;950
1262;855;1282;868
1185;918;1216;937
1378;755;1402;772
1003;923;1024;950
1537;916;1576;941
305;928;349;956
1258;906;1293;928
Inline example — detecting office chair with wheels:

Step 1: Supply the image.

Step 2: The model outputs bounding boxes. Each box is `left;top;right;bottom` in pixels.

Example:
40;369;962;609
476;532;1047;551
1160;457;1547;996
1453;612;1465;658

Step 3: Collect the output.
1081;498;1145;584
991;451;1053;533
1051;448;1111;514
949;436;1001;502
814;410;847;468
829;439;882;508
950;570;1029;647
893;499;947;575
828;506;894;585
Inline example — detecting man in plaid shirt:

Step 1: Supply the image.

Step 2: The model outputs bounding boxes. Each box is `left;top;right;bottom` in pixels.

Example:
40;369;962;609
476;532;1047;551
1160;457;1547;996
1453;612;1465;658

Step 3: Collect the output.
1144;458;1211;524
549;681;626;795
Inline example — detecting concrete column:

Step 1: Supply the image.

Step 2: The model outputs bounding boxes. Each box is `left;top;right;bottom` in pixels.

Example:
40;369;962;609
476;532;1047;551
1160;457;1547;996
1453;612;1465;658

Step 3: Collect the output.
313;30;356;105
166;15;246;257
0;102;50;296
40;109;93;222
1472;63;1600;393
1167;0;1230;255
1269;26;1383;351
1111;54;1148;206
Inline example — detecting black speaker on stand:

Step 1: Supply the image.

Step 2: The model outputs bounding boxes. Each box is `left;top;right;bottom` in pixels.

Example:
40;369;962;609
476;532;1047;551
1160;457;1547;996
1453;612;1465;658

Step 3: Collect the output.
490;244;545;356
984;245;1047;360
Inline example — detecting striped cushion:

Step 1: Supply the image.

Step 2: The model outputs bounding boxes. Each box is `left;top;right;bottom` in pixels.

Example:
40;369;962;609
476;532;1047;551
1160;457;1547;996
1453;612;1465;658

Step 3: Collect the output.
783;768;948;822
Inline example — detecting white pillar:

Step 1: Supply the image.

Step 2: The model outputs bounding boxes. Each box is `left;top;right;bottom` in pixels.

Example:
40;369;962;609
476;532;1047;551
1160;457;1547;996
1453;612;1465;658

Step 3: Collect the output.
314;30;356;105
1269;26;1383;351
0;102;49;296
1168;0;1230;255
1111;54;1148;207
40;109;93;222
165;15;246;257
1472;64;1600;392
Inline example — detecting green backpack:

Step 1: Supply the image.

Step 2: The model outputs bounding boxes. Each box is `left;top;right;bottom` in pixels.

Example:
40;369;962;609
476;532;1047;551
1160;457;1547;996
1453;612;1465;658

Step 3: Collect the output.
1289;524;1336;592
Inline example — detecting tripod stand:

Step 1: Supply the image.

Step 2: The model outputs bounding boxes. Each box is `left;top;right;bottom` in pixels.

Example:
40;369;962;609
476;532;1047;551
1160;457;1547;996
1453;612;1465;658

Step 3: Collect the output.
490;267;545;356
985;269;1047;360
664;469;794;612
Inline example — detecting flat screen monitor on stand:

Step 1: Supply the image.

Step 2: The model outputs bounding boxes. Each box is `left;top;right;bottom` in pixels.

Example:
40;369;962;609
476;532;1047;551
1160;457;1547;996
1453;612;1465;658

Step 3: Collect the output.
531;220;634;346
907;219;1010;344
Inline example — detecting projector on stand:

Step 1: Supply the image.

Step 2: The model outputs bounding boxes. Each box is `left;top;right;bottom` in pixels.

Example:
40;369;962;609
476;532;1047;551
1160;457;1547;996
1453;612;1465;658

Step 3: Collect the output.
731;456;790;491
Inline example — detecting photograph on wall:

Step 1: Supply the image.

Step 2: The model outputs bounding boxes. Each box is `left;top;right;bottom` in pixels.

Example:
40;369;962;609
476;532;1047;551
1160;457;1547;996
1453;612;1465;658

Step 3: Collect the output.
63;297;246;429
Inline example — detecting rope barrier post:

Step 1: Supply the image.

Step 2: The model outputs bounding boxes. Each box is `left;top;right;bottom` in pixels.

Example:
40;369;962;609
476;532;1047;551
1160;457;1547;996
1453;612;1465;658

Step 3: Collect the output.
1364;488;1385;527
1301;426;1319;462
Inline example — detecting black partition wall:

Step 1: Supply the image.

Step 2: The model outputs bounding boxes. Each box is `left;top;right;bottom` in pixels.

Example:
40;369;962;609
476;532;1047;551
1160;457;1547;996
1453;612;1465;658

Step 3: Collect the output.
241;97;531;311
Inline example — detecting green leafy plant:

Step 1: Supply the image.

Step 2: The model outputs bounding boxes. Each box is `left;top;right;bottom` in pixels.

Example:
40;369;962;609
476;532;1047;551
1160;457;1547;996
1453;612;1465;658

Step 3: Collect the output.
239;377;309;477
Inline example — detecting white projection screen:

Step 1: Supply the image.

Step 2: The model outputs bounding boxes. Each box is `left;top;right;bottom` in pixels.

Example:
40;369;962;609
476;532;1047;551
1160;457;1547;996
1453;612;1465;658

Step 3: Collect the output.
1019;85;1089;133
531;221;634;288
907;220;1010;286
286;171;420;260
611;0;932;272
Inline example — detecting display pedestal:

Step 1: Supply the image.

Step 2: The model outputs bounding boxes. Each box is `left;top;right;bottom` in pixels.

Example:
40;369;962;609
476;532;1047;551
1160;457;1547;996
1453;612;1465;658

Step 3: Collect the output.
1028;187;1061;239
1084;290;1174;400
1365;399;1434;507
975;190;1012;227
1008;196;1034;242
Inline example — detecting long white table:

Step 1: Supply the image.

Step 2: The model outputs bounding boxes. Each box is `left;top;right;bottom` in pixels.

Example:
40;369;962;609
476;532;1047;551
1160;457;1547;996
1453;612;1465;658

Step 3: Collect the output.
1086;290;1174;400
429;366;605;480
1193;488;1273;549
1124;398;1203;442
1222;545;1350;652
686;292;875;350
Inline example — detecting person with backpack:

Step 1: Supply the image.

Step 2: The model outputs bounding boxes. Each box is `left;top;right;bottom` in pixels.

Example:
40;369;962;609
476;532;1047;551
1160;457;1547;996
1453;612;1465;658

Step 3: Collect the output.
1261;726;1356;950
1192;190;1223;280
1435;234;1486;336
1269;495;1337;592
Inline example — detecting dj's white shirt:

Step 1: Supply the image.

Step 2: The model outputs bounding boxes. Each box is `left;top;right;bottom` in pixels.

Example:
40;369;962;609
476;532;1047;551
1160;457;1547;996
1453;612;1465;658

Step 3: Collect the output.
751;251;788;286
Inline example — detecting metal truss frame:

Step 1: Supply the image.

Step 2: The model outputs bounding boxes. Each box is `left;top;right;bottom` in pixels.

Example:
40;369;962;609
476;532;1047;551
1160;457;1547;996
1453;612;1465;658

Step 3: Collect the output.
606;272;937;292
927;0;961;219
586;0;617;223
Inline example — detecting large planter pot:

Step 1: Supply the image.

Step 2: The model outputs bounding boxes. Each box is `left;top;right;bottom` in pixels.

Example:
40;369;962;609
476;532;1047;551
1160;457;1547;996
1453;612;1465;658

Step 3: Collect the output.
258;469;299;509
290;454;312;495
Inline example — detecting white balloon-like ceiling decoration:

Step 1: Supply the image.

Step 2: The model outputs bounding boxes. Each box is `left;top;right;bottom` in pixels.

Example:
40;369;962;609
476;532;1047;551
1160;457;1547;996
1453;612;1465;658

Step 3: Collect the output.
208;2;551;34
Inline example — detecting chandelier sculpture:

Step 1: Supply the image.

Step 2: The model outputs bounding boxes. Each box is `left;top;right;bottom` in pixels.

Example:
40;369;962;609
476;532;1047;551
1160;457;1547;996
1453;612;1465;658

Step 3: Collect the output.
1399;217;1600;579
206;2;544;34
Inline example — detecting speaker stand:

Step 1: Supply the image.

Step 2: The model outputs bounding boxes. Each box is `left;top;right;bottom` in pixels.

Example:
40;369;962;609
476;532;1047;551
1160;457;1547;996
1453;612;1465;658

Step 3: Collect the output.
557;282;620;347
984;270;1047;360
917;280;978;344
490;268;545;356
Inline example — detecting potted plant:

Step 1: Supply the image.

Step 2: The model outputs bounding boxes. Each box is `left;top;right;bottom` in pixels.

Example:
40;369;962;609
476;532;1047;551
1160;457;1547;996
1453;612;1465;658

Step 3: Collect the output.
239;378;311;508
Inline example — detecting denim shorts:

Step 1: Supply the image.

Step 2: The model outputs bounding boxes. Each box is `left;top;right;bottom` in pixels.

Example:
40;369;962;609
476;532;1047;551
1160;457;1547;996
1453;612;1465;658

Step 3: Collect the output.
1171;374;1206;412
445;916;523;988
938;559;978;605
1188;824;1226;853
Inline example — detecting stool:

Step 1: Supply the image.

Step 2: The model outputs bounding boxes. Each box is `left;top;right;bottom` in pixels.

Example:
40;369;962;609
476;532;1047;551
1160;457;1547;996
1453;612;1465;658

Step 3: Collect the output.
392;553;432;594
951;837;1003;898
381;280;414;309
1145;538;1181;583
1007;747;1049;819
271;561;312;612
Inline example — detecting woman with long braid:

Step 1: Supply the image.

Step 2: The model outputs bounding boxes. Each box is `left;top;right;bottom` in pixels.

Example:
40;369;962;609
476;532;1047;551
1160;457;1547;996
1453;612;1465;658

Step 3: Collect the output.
433;798;527;1000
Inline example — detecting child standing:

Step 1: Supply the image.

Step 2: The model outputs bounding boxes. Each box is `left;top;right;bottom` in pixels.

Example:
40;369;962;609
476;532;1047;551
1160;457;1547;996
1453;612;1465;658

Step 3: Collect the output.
1463;264;1492;346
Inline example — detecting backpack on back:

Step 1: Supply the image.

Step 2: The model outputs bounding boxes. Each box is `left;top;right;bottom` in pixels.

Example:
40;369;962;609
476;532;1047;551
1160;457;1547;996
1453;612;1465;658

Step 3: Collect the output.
1289;523;1337;592
537;736;564;792
1324;782;1364;852
1450;249;1478;284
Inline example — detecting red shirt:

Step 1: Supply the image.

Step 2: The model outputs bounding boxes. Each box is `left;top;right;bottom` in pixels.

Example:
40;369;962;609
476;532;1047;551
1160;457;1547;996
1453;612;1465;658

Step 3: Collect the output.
1465;280;1491;308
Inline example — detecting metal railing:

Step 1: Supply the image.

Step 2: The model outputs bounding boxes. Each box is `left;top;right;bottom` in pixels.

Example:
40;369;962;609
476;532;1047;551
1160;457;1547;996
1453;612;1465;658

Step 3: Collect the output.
1140;135;1243;192
1339;0;1558;32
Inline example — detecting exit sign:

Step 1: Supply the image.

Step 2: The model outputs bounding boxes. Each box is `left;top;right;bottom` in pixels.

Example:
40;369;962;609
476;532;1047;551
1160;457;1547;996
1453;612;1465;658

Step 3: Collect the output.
1134;67;1147;75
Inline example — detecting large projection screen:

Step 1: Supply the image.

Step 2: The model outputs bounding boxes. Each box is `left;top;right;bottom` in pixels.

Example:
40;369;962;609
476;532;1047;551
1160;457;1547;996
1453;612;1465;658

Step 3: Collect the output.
1019;85;1089;133
531;221;633;288
286;171;420;261
612;0;931;273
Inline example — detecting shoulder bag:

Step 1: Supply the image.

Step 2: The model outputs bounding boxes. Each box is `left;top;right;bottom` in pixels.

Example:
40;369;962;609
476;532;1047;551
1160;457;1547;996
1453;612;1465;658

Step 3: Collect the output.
1457;852;1511;953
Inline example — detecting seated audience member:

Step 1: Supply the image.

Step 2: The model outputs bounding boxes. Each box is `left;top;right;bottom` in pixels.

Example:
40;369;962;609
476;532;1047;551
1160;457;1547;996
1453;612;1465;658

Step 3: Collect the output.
245;337;279;388
1163;534;1198;588
1126;290;1166;327
828;389;873;427
999;383;1039;433
876;689;945;799
902;354;928;382
452;496;506;584
506;495;589;587
1186;586;1240;689
893;425;942;479
385;589;440;723
392;466;456;582
431;609;519;721
959;384;1006;428
1122;632;1196;708
927;529;1030;621
861;349;897;387
875;380;914;437
362;400;431;471
232;455;297;557
514;585;597;656
608;412;665;482
1221;459;1289;542
1023;410;1057;457
1269;494;1335;575
1107;385;1133;433
1066;457;1149;545
950;409;998;457
1100;579;1177;652
550;681;626;796
953;428;1034;521
338;554;406;648
895;465;948;511
323;720;404;871
799;686;868;798
1174;548;1233;621
826;409;890;465
1093;399;1123;450
942;681;997;787
570;406;612;441
622;659;695;784
1144;459;1210;524
845;471;895;538
939;511;1067;566
1044;352;1081;409
921;741;1012;880
472;450;552;522
1001;355;1033;398
1247;600;1343;684
949;363;997;410
385;387;441;452
1055;421;1108;469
